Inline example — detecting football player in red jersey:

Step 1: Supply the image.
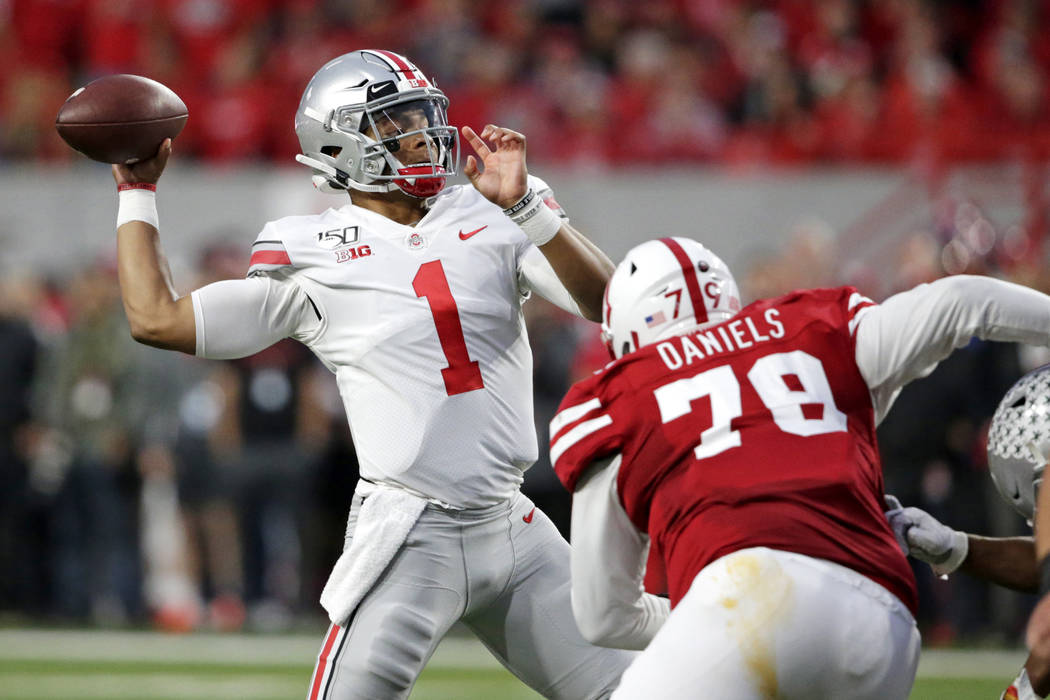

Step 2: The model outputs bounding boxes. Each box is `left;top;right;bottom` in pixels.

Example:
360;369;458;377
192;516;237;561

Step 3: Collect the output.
550;237;1050;699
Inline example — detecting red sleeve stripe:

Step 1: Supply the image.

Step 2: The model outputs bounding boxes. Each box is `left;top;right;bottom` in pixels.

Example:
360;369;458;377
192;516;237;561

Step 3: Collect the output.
550;397;602;437
847;292;876;336
659;237;708;325
550;414;613;468
249;249;291;267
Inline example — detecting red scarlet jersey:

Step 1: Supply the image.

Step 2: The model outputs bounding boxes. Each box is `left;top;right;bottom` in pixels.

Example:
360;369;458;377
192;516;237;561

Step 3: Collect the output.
551;287;918;615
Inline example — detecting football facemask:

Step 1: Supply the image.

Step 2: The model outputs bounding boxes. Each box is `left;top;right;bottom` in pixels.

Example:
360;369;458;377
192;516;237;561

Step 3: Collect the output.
602;237;741;360
295;49;459;198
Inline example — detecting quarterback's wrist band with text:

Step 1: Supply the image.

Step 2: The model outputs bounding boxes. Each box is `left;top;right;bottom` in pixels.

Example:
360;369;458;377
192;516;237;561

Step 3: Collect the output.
116;185;159;229
503;189;561;246
1039;554;1050;597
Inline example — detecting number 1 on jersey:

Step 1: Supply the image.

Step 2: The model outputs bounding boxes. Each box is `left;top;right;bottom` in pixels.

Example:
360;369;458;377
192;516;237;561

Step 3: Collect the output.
413;260;485;396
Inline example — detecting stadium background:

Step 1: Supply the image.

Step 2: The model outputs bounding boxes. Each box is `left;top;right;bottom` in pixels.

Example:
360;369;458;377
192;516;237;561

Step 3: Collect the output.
1;0;1049;697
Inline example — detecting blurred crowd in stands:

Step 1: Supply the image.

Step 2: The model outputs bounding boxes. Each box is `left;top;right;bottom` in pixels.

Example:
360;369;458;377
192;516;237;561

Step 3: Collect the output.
3;0;1050;167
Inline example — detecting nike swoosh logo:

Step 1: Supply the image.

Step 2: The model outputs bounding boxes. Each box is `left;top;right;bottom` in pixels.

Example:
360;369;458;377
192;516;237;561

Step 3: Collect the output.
458;225;488;241
522;507;535;524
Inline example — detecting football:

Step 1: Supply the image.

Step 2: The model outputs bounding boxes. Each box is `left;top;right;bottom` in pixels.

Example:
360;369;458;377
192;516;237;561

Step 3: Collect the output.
55;74;188;164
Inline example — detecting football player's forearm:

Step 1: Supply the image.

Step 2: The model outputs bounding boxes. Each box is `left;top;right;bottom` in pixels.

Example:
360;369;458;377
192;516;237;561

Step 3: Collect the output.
1026;652;1050;697
538;223;614;322
117;221;195;352
1037;478;1050;562
959;535;1037;593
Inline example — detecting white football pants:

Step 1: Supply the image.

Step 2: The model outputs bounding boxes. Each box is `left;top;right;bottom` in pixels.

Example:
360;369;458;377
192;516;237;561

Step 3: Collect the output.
307;489;635;700
612;547;921;700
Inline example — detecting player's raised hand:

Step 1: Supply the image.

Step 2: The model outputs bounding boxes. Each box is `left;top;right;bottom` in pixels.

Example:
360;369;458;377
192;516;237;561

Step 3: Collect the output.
112;138;173;187
462;125;528;209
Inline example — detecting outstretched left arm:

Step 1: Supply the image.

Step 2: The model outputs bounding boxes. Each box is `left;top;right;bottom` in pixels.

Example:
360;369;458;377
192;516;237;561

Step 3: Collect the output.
855;275;1050;424
462;125;613;321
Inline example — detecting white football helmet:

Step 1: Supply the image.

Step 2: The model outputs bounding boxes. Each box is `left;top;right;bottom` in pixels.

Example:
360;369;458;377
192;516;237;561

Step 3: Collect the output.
294;49;458;198
602;237;741;359
987;364;1050;521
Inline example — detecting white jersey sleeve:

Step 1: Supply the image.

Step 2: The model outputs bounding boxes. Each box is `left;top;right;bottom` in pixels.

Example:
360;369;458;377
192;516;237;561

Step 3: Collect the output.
570;454;671;650
514;174;585;318
190;223;321;360
854;275;1050;423
191;273;319;359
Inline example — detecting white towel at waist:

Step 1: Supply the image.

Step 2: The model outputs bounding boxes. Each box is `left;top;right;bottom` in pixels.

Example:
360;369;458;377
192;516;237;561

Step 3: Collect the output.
319;480;428;626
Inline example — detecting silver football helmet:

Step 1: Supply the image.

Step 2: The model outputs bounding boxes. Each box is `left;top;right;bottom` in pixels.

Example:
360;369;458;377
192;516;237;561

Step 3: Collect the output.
294;49;458;198
987;364;1050;521
602;237;741;359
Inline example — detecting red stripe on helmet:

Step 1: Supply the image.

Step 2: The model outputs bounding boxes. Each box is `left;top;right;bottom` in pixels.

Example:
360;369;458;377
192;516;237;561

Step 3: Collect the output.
659;237;708;325
374;49;425;85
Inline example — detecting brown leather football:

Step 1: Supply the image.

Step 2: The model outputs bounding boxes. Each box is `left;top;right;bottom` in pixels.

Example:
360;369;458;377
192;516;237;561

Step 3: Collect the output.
55;74;188;164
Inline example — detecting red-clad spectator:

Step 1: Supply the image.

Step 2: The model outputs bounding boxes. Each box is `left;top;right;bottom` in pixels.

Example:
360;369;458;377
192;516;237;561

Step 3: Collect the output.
875;7;977;163
530;30;612;164
191;30;273;162
157;0;273;84
10;0;86;70
445;40;530;137
80;0;154;77
813;75;881;161
261;1;350;163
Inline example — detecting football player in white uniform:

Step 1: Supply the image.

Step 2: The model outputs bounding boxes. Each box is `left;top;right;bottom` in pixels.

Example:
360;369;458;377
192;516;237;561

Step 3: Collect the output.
886;365;1050;699
110;49;635;699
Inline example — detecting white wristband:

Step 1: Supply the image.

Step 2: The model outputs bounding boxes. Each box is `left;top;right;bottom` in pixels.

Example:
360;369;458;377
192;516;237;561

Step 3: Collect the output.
504;189;561;246
117;187;159;229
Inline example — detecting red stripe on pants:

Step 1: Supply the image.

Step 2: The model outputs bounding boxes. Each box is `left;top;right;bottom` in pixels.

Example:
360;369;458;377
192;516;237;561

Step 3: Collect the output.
308;624;342;700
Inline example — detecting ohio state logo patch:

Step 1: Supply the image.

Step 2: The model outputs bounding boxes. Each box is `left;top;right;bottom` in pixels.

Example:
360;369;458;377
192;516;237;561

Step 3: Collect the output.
405;232;428;250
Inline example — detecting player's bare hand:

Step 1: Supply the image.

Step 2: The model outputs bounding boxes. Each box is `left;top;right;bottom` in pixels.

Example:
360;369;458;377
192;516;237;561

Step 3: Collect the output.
112;138;173;187
462;125;528;209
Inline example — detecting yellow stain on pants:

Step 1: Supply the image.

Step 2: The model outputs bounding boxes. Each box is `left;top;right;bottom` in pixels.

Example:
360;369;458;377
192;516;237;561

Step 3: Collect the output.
717;552;795;699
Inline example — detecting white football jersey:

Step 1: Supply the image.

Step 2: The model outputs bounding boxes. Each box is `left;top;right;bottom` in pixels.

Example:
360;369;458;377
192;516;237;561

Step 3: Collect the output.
241;177;572;508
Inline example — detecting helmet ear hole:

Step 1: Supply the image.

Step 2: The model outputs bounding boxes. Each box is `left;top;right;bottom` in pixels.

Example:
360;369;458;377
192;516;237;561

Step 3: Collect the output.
321;146;342;157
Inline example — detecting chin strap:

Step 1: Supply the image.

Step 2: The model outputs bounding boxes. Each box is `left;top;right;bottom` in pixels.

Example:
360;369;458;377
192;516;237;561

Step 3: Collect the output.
295;154;399;195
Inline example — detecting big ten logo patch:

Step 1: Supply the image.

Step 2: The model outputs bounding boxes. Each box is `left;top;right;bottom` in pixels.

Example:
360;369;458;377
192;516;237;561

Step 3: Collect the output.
335;245;372;263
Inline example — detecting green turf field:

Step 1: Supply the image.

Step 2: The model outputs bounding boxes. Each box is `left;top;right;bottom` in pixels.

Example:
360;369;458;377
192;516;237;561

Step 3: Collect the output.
0;629;1029;699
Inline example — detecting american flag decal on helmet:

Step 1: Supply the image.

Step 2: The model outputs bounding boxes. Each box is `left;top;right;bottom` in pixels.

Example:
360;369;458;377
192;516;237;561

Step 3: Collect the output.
645;311;666;328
